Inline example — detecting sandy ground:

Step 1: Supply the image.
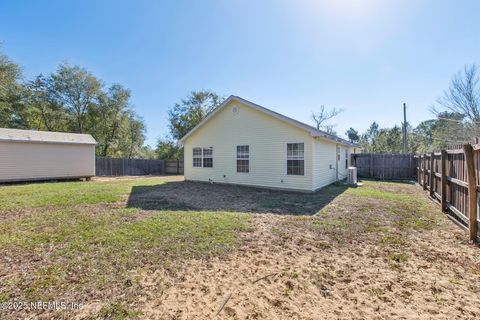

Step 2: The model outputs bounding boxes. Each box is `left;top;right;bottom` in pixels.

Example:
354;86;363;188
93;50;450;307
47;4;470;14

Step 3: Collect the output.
125;214;480;320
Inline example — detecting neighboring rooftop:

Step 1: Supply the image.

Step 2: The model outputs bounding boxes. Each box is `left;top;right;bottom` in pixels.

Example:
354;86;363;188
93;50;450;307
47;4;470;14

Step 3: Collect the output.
0;128;97;145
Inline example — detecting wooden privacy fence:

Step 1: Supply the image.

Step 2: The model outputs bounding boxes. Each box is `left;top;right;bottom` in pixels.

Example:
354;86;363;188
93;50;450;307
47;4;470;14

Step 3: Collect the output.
351;153;416;180
415;144;480;242
165;159;184;174
96;157;165;176
95;157;184;176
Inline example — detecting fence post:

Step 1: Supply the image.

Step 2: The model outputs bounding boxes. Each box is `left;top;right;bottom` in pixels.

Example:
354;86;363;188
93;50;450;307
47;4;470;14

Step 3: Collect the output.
441;150;447;212
423;154;427;190
369;154;373;178
463;144;478;243
429;152;435;198
382;154;385;180
410;155;415;180
417;156;421;185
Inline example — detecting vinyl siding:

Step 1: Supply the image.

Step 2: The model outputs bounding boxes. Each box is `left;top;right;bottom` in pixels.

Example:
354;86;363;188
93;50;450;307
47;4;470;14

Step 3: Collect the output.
183;100;314;191
338;145;348;180
0;141;95;182
312;138;338;190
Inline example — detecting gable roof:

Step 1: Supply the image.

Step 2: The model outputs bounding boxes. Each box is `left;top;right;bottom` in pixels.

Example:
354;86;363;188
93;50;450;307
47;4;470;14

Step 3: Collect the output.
179;95;360;147
0;128;97;145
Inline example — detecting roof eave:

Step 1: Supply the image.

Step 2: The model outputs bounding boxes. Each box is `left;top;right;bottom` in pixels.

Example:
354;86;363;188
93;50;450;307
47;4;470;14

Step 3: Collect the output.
0;138;98;145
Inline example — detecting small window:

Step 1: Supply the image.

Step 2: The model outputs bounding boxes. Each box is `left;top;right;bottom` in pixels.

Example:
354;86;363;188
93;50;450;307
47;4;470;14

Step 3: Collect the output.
287;143;304;175
193;147;202;167
345;150;348;169
203;147;213;168
237;145;249;173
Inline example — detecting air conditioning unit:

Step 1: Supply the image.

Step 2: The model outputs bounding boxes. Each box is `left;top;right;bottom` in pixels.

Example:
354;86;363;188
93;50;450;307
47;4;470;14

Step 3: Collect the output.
347;167;358;186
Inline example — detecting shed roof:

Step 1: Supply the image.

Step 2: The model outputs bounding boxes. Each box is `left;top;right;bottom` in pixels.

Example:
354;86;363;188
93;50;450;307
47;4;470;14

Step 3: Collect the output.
180;95;360;147
0;128;97;145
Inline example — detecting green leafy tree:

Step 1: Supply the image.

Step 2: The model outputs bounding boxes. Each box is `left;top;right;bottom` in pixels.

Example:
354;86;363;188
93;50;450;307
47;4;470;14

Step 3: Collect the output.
156;137;183;159
0;50;27;128
50;64;103;133
138;145;157;159
24;74;67;131
167;90;223;140
115;111;146;158
359;122;379;152
0;48;148;159
375;126;402;153
345;127;360;143
156;90;223;159
94;84;132;157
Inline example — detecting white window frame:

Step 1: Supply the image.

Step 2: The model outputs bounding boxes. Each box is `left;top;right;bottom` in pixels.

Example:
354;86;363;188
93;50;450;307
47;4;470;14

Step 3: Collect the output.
286;142;305;176
193;147;202;167
345;149;348;169
202;147;213;168
236;145;250;173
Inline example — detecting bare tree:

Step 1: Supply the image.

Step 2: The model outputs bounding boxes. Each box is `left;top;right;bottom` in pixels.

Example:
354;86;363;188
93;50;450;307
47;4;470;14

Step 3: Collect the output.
434;64;480;142
311;105;343;132
437;64;480;123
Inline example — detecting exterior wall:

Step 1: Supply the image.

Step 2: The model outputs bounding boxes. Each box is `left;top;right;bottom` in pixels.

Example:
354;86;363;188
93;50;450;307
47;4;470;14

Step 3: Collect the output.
183;100;314;191
0;141;95;182
312;138;338;190
337;145;348;180
312;141;358;190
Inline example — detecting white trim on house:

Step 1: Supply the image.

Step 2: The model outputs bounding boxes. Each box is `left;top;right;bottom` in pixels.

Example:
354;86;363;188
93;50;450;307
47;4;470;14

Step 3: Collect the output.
179;95;359;148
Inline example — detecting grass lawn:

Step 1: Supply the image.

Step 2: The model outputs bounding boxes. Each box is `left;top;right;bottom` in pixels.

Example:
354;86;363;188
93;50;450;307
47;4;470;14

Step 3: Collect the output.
1;177;479;319
0;177;169;211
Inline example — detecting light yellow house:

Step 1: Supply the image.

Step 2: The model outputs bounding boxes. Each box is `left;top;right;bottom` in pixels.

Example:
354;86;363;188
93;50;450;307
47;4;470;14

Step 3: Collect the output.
180;96;360;192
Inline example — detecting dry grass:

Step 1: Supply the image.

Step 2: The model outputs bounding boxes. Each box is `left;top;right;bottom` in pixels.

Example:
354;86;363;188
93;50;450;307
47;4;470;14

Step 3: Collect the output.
1;177;479;319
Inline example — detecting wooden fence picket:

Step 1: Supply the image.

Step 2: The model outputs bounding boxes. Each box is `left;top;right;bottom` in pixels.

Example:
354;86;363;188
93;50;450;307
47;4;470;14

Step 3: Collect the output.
351;144;479;243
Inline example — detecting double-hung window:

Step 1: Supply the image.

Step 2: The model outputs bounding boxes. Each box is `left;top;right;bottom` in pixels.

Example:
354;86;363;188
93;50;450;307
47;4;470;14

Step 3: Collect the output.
287;143;304;175
192;147;213;168
202;147;213;168
236;145;249;173
193;148;202;167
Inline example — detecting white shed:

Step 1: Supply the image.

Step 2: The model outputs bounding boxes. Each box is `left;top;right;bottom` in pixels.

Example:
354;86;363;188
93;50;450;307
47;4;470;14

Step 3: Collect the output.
180;95;361;192
0;128;97;183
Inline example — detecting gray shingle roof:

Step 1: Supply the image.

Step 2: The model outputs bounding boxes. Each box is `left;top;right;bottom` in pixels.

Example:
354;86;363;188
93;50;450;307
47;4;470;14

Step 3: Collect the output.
0;128;97;145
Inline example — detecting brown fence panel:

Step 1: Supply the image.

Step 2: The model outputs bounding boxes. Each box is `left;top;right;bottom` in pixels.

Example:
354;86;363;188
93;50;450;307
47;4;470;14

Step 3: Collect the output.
96;157;165;176
165;159;184;174
414;145;480;242
351;153;416;180
353;148;479;242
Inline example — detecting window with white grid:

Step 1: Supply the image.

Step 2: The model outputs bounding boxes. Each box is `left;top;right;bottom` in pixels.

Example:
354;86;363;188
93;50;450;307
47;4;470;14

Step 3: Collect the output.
236;145;249;173
287;143;304;175
193;147;202;167
202;147;213;168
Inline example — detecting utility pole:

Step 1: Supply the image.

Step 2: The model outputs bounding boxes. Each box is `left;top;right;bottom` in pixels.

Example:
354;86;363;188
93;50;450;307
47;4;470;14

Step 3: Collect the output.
402;103;408;154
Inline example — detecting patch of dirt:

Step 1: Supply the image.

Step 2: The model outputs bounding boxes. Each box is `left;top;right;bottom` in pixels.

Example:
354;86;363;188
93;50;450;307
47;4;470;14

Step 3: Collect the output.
127;212;480;320
126;180;347;215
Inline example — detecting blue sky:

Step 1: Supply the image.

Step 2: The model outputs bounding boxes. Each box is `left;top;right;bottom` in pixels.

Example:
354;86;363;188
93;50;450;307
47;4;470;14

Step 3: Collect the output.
1;0;479;146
